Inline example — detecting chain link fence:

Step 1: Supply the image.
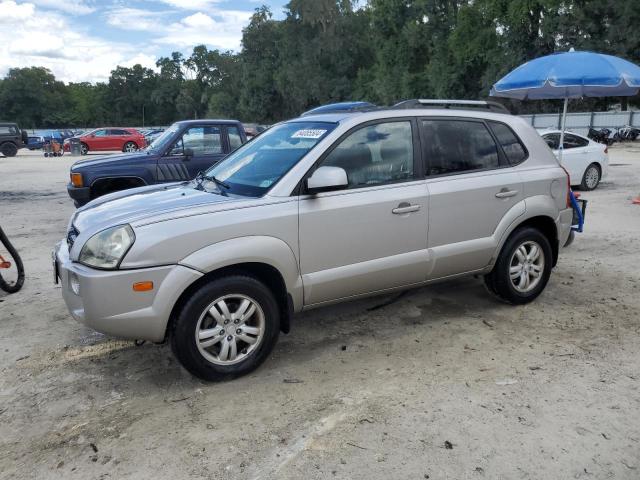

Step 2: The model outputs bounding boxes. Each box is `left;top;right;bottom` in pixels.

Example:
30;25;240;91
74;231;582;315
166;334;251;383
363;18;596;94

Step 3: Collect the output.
520;111;640;136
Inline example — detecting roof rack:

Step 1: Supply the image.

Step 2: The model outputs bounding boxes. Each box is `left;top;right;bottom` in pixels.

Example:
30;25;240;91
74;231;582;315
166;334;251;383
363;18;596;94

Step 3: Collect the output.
301;101;378;116
392;99;510;114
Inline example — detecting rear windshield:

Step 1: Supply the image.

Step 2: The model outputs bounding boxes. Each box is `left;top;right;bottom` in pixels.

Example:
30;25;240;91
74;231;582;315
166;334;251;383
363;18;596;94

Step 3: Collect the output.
206;121;336;197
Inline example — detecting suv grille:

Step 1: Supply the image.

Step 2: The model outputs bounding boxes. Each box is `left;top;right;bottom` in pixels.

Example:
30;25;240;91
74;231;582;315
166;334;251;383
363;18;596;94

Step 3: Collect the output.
67;226;79;249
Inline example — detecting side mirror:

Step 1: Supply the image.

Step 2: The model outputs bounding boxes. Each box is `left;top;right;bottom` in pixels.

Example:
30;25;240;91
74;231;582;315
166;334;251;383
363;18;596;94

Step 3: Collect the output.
183;147;194;160
306;166;348;194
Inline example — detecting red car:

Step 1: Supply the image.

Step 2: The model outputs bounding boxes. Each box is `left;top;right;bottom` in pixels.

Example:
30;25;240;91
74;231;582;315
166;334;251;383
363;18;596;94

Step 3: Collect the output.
63;128;146;155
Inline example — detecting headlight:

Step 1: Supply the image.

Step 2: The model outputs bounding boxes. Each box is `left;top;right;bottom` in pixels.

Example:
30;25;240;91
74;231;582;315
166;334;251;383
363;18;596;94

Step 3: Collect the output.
79;225;135;269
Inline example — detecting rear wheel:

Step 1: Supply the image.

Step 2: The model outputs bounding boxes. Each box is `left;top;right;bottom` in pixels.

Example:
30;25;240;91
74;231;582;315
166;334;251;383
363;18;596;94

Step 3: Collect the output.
1;142;18;157
484;227;552;305
171;275;280;381
580;163;601;191
123;141;138;153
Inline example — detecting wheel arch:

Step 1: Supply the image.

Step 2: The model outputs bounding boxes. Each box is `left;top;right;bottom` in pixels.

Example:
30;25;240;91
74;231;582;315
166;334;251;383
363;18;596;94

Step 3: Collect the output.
494;214;559;268
166;236;303;338
167;261;294;341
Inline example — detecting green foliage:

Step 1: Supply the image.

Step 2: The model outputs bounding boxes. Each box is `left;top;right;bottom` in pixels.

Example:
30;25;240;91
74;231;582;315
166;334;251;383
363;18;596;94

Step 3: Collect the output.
1;0;638;128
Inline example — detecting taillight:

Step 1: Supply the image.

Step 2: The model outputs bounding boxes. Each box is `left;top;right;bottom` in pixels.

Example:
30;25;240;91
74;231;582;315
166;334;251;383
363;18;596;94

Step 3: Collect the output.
604;145;608;154
560;166;571;207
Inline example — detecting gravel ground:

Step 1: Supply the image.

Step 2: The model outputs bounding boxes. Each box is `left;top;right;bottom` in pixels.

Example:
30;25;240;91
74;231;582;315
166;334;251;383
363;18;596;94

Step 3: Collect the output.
1;147;639;479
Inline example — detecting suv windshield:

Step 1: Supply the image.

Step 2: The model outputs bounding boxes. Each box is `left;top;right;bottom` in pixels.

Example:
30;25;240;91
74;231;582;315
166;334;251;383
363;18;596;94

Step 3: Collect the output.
205;121;336;197
147;125;180;152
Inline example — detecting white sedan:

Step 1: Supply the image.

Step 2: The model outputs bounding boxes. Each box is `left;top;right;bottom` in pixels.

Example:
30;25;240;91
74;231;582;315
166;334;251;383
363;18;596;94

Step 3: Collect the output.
540;130;608;190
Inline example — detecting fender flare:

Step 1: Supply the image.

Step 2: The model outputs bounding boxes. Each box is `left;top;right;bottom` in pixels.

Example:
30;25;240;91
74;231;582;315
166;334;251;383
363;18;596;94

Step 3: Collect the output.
179;236;303;311
489;195;559;267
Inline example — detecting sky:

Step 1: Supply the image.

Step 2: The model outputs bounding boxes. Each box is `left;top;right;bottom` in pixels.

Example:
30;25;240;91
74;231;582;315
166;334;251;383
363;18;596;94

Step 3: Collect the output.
0;0;289;84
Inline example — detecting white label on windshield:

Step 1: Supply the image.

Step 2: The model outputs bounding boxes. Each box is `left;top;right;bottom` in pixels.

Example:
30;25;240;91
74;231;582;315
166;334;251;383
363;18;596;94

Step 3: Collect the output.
292;129;327;139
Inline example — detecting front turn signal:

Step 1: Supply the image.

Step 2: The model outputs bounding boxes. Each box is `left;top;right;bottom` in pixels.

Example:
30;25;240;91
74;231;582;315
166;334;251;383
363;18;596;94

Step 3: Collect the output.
70;172;83;188
133;281;154;292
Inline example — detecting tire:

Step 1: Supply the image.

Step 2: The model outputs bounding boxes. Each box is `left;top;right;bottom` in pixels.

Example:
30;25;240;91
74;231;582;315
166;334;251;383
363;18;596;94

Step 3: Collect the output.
0;226;25;294
483;227;553;305
1;142;18;157
171;275;280;381
80;143;88;155
123;141;138;153
580;163;601;191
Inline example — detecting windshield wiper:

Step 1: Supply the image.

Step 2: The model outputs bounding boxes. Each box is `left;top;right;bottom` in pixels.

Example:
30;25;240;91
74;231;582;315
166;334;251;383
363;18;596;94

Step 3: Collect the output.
194;171;230;197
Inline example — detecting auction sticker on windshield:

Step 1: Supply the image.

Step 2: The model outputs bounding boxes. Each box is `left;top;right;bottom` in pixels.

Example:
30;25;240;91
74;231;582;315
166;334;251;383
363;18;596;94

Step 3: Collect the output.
292;129;327;139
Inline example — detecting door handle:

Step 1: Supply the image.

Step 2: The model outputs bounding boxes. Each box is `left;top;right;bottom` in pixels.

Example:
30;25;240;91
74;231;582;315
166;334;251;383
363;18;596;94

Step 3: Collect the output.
392;203;421;214
495;189;518;199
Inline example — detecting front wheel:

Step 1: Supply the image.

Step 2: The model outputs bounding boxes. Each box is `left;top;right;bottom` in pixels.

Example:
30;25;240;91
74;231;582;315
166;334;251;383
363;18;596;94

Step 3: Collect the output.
580;163;601;191
171;275;280;381
80;143;88;155
484;227;552;305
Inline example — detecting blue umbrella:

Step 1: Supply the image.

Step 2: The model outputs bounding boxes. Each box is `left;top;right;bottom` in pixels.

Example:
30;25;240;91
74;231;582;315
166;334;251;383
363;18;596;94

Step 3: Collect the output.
490;49;640;158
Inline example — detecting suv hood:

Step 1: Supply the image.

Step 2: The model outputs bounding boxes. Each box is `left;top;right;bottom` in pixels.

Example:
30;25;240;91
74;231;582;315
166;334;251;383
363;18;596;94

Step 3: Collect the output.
71;151;149;169
72;183;238;234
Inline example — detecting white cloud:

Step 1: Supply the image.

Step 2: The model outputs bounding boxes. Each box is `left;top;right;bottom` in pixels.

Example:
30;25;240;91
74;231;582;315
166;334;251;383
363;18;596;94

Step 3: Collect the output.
0;1;157;83
105;6;172;32
29;0;95;15
2;0;34;19
155;10;251;51
156;0;223;10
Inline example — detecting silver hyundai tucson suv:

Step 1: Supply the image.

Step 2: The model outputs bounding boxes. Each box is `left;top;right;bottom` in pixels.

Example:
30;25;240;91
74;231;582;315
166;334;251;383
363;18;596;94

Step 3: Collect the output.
53;100;576;381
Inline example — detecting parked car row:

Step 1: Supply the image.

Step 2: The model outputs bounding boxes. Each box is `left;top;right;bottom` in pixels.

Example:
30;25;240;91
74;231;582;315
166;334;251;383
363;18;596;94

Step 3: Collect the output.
63;128;147;155
66;120;247;206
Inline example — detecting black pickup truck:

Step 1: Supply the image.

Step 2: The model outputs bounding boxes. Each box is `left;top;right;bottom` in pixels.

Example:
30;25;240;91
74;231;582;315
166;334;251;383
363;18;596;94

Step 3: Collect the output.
0;122;28;157
67;119;247;207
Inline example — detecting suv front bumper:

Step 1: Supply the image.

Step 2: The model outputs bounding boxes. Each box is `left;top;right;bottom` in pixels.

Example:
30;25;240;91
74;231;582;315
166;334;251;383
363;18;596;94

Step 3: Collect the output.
66;183;91;207
54;240;202;342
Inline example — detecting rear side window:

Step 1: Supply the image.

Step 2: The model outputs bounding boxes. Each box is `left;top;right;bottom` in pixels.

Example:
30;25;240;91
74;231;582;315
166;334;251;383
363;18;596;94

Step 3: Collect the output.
563;134;588;149
488;121;527;165
421;120;500;175
0;126;18;135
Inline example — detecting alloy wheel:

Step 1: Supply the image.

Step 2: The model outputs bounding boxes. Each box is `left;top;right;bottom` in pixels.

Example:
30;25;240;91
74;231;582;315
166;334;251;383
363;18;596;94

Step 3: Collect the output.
509;240;545;293
584;166;600;189
195;294;265;366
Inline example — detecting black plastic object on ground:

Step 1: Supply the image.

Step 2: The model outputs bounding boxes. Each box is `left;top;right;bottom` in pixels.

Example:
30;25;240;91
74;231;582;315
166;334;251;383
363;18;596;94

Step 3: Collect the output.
0;226;25;293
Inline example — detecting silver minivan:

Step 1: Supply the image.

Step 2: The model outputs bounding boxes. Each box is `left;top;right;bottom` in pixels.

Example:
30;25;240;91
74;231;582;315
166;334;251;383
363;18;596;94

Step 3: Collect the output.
54;100;576;381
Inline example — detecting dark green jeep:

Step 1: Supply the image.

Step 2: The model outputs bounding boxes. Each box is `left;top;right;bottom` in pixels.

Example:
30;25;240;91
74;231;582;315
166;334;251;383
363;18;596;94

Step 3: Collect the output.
0;122;27;157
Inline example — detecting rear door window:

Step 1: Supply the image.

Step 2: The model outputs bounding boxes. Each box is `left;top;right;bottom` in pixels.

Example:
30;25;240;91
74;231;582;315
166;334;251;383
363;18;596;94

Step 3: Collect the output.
488;121;527;165
563;134;589;149
421;119;501;175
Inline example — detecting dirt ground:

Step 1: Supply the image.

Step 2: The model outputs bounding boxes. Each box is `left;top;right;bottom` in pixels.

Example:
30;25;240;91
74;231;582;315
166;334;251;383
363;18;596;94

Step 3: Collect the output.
1;146;639;480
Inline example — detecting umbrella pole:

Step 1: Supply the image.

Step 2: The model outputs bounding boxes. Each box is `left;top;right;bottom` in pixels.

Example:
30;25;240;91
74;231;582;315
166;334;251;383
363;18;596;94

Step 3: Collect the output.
558;97;568;162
